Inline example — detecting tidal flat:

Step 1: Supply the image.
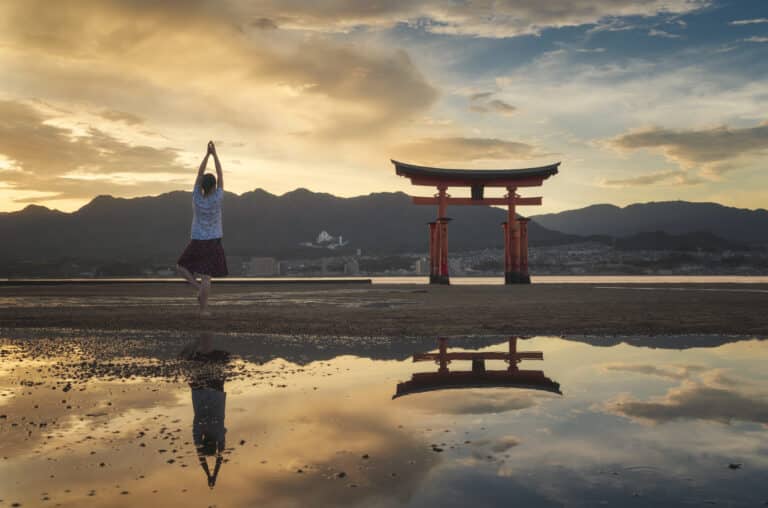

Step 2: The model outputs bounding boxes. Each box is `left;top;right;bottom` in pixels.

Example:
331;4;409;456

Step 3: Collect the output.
0;283;766;506
0;331;767;507
0;282;766;336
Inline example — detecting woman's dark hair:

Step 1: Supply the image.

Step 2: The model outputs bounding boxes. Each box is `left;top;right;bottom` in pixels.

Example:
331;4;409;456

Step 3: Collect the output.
201;173;217;196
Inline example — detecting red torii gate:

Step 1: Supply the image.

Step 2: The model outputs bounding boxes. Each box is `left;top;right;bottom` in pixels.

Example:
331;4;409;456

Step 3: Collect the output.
392;160;560;285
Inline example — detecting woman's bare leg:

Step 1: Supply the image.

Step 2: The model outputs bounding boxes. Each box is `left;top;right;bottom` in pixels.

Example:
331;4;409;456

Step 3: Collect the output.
199;275;211;315
177;264;200;290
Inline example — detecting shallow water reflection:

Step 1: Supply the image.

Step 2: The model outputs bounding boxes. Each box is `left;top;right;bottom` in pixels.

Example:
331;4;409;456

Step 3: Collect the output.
1;332;766;507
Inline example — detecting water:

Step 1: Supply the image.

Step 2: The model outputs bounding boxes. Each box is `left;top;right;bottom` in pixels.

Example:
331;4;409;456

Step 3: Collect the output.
1;331;766;507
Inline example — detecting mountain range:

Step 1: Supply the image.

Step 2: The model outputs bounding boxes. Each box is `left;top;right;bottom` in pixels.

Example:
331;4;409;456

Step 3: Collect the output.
0;189;573;263
2;190;765;267
532;201;768;245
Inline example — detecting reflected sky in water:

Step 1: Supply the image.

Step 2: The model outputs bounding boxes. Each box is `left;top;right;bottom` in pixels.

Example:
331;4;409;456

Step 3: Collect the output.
0;332;766;507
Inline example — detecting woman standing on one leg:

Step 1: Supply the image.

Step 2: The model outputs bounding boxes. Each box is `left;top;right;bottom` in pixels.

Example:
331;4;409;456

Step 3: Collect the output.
177;141;228;316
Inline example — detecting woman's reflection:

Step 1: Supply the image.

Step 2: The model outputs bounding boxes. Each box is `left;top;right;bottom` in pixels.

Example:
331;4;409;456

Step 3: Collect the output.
180;332;230;489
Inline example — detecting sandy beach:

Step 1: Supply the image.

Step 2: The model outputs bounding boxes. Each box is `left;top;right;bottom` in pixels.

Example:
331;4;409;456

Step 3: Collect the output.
1;282;766;337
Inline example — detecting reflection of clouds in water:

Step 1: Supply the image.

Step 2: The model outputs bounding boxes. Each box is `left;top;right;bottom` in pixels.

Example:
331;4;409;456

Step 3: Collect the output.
601;362;707;380
4;335;768;506
397;389;546;415
5;380;441;508
0;379;177;457
230;414;438;507
605;368;768;425
469;435;520;458
489;435;520;453
180;385;441;507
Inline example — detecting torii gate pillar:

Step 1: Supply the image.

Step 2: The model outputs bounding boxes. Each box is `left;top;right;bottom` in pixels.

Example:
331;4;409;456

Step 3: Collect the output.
429;185;451;284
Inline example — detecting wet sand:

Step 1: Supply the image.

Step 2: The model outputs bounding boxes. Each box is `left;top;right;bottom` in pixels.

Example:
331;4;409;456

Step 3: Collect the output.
1;282;766;337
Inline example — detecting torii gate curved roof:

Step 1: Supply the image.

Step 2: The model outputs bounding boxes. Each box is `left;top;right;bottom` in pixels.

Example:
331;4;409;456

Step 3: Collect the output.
392;159;559;186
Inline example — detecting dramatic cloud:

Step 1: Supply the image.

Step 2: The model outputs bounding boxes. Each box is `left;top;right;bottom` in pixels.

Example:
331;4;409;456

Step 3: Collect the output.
394;137;540;165
0;100;188;201
608;122;768;175
0;0;438;138
0;0;765;212
235;0;708;38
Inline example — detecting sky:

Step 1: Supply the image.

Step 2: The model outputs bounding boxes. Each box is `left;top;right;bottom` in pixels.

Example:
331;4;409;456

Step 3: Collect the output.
0;0;766;214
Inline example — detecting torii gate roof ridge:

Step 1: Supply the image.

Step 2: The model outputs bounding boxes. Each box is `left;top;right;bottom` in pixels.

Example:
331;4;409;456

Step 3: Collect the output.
392;159;560;183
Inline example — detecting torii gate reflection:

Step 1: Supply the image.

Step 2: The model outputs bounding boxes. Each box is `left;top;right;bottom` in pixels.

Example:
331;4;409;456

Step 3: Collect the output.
392;160;560;284
393;337;561;399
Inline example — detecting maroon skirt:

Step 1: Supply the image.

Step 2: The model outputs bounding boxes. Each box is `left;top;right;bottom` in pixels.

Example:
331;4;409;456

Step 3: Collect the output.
177;238;228;277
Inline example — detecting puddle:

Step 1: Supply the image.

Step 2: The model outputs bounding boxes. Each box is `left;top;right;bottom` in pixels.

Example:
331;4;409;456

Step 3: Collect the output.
1;331;766;507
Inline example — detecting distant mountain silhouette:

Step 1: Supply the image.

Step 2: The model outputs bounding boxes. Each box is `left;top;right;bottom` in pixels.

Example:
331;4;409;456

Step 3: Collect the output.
613;231;749;252
0;188;575;263
532;201;768;245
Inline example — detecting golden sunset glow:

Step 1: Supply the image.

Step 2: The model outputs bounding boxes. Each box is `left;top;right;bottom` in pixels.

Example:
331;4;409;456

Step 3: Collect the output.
0;0;766;212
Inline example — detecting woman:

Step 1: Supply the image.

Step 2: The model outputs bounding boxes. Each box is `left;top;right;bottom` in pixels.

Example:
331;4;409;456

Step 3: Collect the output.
177;141;228;315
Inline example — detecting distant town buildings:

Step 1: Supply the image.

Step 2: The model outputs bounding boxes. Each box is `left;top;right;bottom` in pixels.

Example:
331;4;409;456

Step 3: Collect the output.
245;257;279;276
344;259;360;275
300;230;349;250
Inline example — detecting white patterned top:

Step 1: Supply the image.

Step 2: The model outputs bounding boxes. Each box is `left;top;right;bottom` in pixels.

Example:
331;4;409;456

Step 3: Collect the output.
191;185;224;240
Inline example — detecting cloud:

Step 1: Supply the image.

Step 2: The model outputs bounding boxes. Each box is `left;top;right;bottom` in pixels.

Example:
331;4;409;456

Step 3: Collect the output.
487;99;518;116
469;93;518;116
0;0;438;139
600;170;704;187
607;122;768;172
239;0;708;38
470;92;495;101
745;36;768;43
729;18;768;25
251;17;279;30
393;137;540;165
0;100;189;201
98;109;145;125
648;28;683;39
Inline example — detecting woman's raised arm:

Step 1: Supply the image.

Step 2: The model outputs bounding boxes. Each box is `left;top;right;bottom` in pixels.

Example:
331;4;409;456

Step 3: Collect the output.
196;147;211;190
209;141;223;190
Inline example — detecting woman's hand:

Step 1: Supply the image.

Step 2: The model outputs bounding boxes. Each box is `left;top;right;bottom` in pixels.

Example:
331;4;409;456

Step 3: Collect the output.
208;140;217;156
